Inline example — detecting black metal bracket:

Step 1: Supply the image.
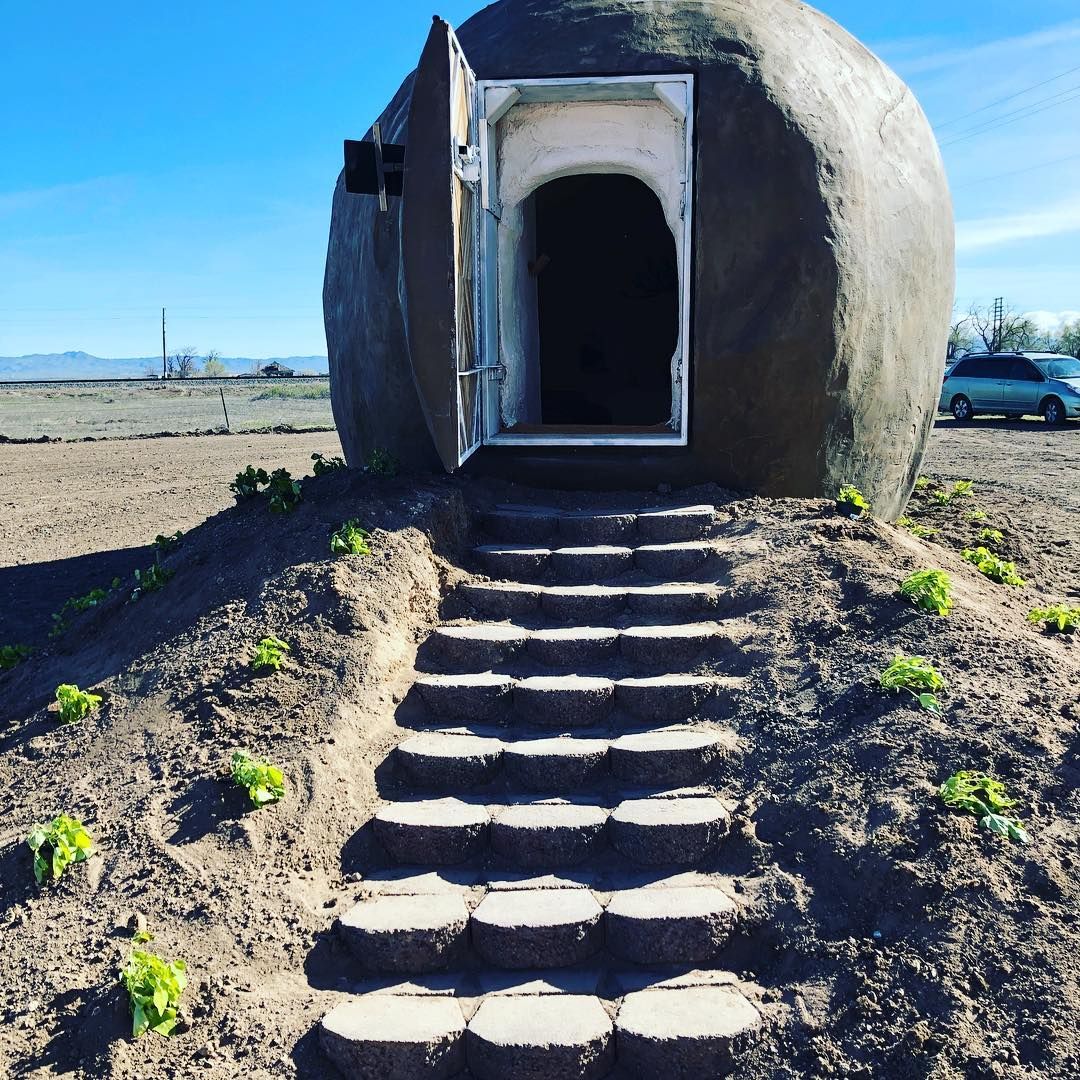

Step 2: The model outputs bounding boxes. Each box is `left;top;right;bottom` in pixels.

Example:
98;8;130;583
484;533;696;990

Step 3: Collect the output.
344;123;406;211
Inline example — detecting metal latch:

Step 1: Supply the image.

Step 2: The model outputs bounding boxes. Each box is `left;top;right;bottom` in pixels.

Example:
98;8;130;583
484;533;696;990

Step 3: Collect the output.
457;144;481;183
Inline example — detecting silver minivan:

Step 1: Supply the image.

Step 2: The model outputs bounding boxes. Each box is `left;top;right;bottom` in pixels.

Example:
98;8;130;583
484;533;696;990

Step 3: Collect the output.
939;352;1080;424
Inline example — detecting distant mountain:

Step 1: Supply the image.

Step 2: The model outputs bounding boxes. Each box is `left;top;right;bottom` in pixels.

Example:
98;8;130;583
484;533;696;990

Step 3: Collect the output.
0;351;329;381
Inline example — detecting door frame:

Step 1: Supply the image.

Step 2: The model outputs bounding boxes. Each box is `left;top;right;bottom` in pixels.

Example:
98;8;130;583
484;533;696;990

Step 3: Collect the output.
475;73;695;448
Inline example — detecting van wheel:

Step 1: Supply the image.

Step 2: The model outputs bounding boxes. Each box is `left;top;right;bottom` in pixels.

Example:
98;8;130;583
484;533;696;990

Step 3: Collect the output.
951;395;973;421
1042;397;1066;426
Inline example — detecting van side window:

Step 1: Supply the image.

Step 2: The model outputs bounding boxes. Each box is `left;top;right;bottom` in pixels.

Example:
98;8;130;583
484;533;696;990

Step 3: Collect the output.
1007;359;1041;381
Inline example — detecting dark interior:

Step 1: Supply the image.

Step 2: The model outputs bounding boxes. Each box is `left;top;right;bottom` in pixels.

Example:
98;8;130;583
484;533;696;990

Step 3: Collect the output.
532;173;679;427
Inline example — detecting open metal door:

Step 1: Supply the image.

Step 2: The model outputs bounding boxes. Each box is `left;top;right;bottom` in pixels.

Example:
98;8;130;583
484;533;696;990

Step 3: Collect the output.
402;17;485;470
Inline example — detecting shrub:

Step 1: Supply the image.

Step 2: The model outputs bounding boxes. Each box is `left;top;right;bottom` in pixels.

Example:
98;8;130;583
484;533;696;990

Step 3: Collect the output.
329;520;372;556
900;570;953;616
55;683;102;724
1;643;32;670
120;949;188;1037
26;814;93;884
312;451;346;476
836;484;870;518
939;771;1029;844
231;750;286;807
879;653;946;714
1027;604;1080;633
266;468;302;513
230;465;269;500
961;546;1025;587
251;636;289;672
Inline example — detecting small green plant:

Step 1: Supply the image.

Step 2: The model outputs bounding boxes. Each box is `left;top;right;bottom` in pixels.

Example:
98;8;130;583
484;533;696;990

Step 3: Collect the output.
231;750;286;807
978;528;1004;546
1;643;32;670
929;489;953;506
1027;604;1080;634
49;584;115;637
130;563;175;602
914;475;933;491
879;653;945;714
312;451;346;476
329;519;372;556
939;771;1029;844
961;546;1025;587
152;531;184;553
900;569;953;616
251;635;290;672
965;508;988;522
55;683;102;724
897;517;938;540
120;949;188;1038
26;814;93;884
230;465;269;500
951;480;974;498
365;446;399;477
266;468;302;513
836;485;870;518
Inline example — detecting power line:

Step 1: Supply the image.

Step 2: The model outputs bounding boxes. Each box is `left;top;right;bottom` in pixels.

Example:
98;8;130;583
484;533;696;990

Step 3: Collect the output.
940;85;1080;147
940;82;1080;143
934;61;1080;130
951;150;1080;189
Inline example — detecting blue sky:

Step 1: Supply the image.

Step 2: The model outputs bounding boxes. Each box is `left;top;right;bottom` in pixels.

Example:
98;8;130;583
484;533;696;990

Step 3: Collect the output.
1;0;1078;358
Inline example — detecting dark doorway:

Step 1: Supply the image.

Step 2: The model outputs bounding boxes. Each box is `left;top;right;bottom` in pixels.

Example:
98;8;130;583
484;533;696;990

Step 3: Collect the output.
531;173;679;427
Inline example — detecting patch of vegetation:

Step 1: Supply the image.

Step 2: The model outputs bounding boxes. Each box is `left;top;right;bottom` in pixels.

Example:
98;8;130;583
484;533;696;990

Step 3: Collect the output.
978;528;1004;546
836;484;870;518
329;519;372;557
962;546;1026;587
914;475;933;491
1;643;32;670
252;384;331;400
26;813;93;884
879;653;946;714
230;465;269;500
231;750;286;807
312;451;346;476
365;446;399;477
120;949;188;1037
251;635;289;672
50;581;120;638
939;771;1029;844
130;562;175;602
900;569;953;616
267;468;302;513
152;531;184;554
1027;604;1080;634
55;683;102;724
897;517;938;540
927;480;974;507
965;508;989;522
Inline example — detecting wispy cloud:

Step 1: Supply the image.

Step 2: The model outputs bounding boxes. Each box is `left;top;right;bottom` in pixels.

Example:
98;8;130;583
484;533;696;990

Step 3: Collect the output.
956;192;1080;253
1025;309;1080;332
0;176;130;218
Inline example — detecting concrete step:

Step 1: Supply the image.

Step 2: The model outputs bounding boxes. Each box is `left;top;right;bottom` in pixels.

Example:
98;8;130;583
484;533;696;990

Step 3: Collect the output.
482;503;715;545
475;541;719;583
467;994;615;1080
393;728;732;792
427;624;530;669
374;799;490;865
491;803;609;867
615;674;721;722
459;582;721;623
471;888;605;969
513;675;614;727
605;885;738;966
337;892;470;973
416;673;516;719
527;626;621;666
609;796;730;866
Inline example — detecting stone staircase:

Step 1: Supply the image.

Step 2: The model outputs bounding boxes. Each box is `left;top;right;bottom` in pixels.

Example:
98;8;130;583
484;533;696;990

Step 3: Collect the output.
318;502;766;1079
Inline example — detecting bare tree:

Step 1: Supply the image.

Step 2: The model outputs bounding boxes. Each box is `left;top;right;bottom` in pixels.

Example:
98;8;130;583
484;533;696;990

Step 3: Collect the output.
947;313;973;360
202;350;228;378
967;301;1037;353
1059;320;1080;358
167;346;200;379
142;359;160;379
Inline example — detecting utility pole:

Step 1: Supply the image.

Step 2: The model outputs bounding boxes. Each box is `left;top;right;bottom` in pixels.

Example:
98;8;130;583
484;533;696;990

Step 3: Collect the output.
162;307;167;379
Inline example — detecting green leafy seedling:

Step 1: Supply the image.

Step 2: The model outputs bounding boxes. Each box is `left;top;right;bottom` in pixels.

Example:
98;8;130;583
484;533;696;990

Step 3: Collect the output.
55;683;102;724
1;643;32;670
879;653;946;714
939;771;1029;844
897;517;938;540
365;447;399;478
312;452;346;476
230;465;269;500
962;546;1025;587
836;485;870;518
929;489;953;506
914;475;933;491
978;528;1004;546
251;636;289;672
329;520;372;557
1027;604;1080;634
49;585;113;637
131;563;174;602
267;468;302;513
120;949;188;1038
965;508;988;522
231;750;285;807
900;570;953;616
26;814;93;885
152;531;184;553
951;480;974;498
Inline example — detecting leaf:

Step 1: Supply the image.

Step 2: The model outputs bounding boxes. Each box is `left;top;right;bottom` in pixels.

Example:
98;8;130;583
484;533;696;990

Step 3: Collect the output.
918;692;942;715
132;1001;149;1038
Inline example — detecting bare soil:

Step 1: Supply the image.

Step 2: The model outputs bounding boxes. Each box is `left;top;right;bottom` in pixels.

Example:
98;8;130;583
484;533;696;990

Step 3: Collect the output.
0;420;1077;1080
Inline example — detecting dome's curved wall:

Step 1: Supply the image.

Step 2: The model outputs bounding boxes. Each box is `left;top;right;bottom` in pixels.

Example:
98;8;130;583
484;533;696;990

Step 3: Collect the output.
324;0;954;518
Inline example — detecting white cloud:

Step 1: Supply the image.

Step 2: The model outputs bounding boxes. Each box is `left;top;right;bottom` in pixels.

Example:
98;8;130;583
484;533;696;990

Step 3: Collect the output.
0;176;128;218
955;192;1080;252
1025;309;1080;332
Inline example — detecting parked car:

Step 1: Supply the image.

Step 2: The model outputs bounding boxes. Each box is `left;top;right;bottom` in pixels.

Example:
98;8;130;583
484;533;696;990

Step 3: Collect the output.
939;351;1080;424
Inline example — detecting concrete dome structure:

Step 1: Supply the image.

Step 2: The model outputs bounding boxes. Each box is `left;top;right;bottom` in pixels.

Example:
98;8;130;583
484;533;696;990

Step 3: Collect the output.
324;0;954;519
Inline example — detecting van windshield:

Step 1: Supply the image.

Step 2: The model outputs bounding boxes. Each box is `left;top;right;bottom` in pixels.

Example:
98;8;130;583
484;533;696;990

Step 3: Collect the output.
1037;358;1080;379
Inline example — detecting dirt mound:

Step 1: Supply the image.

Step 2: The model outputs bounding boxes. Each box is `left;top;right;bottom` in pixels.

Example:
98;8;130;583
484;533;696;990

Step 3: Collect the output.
1;470;1078;1079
